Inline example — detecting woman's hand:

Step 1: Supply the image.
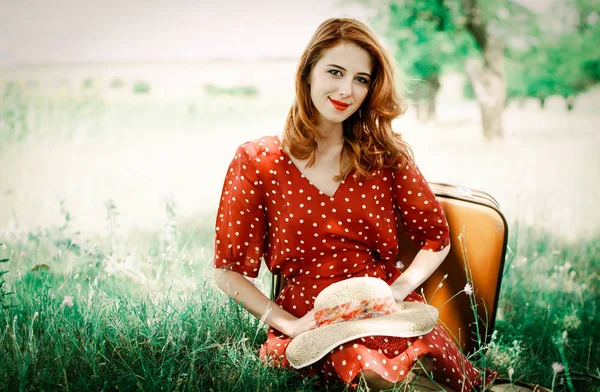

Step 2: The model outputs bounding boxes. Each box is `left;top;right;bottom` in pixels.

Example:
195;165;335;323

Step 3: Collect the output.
286;309;318;338
390;247;451;303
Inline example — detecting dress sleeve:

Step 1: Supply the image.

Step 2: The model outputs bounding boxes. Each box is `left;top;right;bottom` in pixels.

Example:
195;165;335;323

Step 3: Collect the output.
393;157;450;252
212;144;266;277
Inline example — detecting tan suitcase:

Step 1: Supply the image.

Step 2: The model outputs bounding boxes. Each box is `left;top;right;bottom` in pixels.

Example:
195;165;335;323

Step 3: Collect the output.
271;182;508;355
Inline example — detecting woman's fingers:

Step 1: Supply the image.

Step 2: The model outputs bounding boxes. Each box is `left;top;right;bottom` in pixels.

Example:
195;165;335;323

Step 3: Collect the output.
308;311;317;330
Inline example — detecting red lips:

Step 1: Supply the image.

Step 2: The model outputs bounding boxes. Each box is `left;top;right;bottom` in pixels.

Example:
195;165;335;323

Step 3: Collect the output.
329;98;350;110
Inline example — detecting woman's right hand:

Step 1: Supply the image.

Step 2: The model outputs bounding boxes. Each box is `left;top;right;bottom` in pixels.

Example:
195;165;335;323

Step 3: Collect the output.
213;269;319;339
286;309;318;338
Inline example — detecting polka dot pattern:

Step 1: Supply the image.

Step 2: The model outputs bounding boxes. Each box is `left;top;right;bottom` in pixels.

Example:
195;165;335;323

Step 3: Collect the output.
214;136;497;391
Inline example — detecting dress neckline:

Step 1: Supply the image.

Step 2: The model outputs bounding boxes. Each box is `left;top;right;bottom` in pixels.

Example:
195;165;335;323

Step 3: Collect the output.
274;134;346;199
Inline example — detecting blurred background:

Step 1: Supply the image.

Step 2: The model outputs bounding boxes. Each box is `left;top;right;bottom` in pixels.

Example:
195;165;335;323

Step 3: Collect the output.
1;0;599;243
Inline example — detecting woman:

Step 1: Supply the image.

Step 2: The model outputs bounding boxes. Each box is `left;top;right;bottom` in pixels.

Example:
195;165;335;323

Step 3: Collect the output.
212;18;544;392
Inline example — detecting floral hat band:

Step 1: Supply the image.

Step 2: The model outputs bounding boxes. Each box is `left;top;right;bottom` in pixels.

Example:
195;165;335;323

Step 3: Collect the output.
314;296;400;327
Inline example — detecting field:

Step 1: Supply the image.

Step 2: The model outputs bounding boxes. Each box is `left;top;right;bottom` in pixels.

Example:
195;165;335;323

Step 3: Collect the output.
0;61;599;391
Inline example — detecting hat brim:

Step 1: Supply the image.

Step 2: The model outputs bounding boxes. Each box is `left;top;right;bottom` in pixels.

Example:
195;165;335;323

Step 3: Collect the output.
286;301;439;369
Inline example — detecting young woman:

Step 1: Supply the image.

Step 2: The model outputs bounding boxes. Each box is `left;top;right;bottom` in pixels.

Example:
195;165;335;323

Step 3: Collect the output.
212;18;546;392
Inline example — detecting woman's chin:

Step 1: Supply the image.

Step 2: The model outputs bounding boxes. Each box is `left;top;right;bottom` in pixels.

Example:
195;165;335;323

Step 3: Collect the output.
319;113;352;126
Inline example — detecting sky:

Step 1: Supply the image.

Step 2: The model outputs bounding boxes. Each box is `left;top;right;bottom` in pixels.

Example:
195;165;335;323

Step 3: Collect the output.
0;0;550;66
0;0;375;65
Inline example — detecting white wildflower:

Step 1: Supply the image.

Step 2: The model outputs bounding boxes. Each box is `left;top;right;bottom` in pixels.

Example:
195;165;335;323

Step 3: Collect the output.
464;283;474;296
61;295;74;307
552;362;564;374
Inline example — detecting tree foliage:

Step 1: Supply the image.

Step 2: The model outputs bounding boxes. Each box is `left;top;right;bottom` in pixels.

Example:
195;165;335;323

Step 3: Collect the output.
373;0;473;89
354;0;600;106
501;1;600;105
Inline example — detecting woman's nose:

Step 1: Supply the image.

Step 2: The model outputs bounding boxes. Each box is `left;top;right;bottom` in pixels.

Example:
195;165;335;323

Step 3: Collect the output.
338;77;353;97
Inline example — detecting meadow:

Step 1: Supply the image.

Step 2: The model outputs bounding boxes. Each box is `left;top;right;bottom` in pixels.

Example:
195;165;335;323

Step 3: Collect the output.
0;62;599;391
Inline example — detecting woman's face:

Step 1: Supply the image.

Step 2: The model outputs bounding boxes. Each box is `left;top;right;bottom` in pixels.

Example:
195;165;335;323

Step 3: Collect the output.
308;42;373;131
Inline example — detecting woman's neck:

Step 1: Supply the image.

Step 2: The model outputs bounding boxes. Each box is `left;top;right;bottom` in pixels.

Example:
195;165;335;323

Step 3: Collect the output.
278;121;345;155
315;123;344;150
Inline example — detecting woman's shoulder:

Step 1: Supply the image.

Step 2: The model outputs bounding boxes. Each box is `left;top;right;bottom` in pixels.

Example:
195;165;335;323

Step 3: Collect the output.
232;135;283;163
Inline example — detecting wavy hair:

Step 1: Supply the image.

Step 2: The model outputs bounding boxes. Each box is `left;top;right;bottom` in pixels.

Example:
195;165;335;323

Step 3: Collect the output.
282;17;413;181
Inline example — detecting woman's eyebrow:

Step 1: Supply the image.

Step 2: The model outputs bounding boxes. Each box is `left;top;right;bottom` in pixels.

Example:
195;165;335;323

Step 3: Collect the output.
326;64;371;78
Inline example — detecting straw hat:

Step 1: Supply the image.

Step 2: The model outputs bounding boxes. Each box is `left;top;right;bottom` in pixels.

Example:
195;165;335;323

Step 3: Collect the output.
285;277;439;369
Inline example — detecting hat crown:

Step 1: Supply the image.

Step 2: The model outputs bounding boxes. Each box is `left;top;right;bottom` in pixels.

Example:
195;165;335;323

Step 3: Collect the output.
314;277;391;311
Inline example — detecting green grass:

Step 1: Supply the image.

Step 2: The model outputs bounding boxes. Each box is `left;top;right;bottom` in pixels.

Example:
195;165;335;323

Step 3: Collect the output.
0;214;324;392
0;211;598;392
486;224;600;391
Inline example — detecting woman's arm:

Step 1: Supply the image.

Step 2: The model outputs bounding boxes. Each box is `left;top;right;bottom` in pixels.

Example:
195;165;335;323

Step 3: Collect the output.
389;244;451;301
391;155;452;301
212;268;316;338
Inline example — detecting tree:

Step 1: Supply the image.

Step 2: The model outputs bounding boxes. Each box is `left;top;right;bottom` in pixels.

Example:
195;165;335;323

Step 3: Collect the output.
441;0;539;140
500;0;600;110
350;0;599;139
461;0;506;141
373;0;469;123
358;0;520;140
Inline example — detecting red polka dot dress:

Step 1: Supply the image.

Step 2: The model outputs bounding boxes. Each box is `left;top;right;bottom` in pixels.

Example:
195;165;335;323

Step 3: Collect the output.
213;135;499;391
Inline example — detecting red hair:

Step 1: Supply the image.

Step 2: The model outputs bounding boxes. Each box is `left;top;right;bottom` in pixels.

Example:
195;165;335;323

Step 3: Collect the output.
282;17;413;181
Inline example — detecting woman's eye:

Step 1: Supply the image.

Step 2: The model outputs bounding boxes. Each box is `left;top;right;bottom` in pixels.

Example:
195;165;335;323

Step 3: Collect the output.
356;77;369;84
328;69;342;77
